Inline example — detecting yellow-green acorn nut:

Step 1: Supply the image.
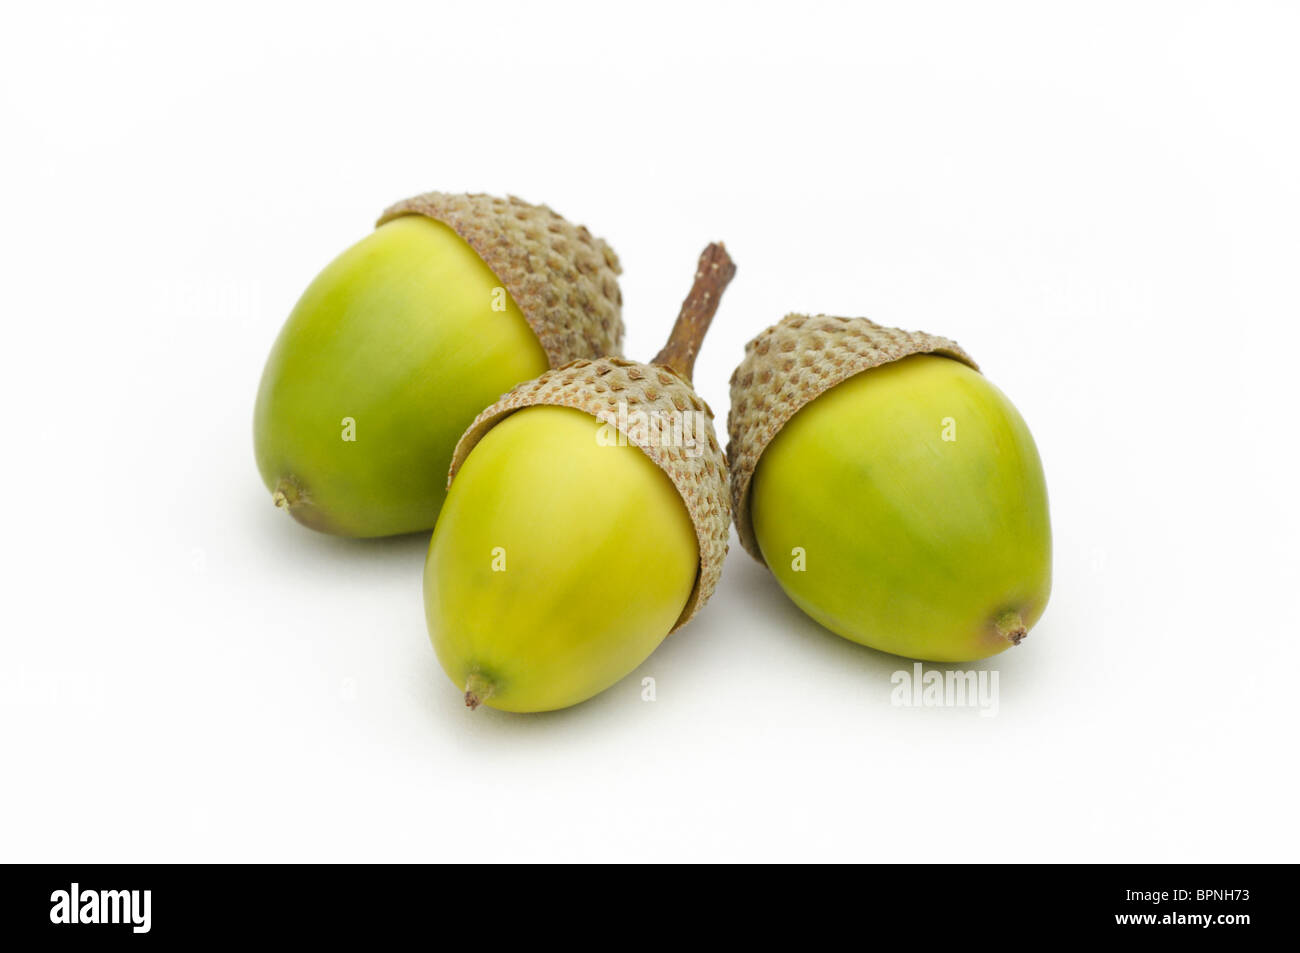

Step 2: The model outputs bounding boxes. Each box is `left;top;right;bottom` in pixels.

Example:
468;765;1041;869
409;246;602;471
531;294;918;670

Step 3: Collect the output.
426;244;736;713
254;192;624;537
728;314;1051;662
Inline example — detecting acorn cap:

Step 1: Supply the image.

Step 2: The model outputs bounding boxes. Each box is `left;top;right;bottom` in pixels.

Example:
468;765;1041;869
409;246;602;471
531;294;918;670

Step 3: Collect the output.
727;313;979;563
448;244;737;632
449;357;729;631
377;192;624;365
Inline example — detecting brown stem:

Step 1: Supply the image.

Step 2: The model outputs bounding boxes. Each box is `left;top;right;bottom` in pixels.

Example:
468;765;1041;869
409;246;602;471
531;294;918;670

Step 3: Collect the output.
651;242;736;383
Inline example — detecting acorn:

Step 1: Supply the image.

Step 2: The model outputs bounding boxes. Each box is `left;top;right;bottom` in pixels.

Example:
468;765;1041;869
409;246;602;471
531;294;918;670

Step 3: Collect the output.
425;244;736;712
727;314;1051;662
253;193;623;537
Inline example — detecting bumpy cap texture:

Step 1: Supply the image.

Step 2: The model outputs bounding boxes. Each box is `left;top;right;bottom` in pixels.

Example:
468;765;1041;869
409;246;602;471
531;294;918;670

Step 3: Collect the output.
377;192;624;364
727;313;979;562
450;358;730;632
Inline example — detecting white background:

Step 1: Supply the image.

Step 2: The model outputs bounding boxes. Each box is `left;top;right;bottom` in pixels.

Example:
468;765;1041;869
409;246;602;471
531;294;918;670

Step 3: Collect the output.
2;1;1297;862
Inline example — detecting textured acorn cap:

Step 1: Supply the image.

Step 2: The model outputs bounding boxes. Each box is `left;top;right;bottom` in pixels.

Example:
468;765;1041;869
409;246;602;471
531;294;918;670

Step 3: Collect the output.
449;357;730;632
727;313;980;563
377;192;624;365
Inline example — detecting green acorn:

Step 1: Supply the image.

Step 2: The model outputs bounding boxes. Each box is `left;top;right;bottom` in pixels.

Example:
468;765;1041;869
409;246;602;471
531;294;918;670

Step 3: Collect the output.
426;245;736;712
254;193;623;537
728;314;1051;662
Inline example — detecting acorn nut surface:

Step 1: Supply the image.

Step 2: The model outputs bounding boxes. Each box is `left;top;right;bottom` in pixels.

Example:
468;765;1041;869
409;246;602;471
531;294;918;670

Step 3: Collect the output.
425;244;736;712
253;193;623;537
728;314;1051;662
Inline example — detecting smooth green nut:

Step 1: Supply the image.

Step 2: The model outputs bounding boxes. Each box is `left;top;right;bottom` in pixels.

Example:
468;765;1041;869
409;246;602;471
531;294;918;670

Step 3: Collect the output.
426;406;699;713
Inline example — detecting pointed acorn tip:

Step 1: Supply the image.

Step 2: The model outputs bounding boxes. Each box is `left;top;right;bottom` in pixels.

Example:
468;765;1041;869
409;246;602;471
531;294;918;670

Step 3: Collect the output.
995;610;1028;646
464;673;494;711
271;477;300;509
